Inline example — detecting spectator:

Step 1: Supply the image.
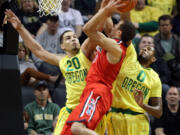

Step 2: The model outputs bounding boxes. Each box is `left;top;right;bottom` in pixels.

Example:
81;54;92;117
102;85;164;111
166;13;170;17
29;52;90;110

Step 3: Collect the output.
74;0;96;22
130;0;163;36
154;86;180;135
18;42;37;74
137;34;171;99
17;0;46;36
172;0;180;35
147;0;177;16
18;42;57;86
154;15;180;87
32;15;63;75
58;0;84;38
24;80;60;135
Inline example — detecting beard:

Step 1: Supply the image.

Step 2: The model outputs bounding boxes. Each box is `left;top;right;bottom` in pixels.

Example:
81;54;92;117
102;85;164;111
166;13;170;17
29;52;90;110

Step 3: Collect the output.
138;55;149;65
72;47;80;53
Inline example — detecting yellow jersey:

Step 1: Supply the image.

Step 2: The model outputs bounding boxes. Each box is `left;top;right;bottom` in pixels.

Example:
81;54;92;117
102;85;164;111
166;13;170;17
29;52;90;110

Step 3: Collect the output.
59;49;91;110
147;0;176;15
111;44;162;113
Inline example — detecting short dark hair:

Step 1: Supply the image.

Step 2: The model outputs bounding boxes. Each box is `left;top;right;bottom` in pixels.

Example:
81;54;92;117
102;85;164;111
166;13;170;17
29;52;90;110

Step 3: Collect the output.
158;15;173;25
119;21;136;43
60;30;72;44
47;15;59;22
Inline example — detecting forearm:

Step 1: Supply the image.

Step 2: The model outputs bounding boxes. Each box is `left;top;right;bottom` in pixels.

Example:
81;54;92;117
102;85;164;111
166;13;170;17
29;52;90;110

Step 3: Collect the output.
141;104;162;118
138;21;158;32
17;25;44;55
83;7;110;35
21;68;50;85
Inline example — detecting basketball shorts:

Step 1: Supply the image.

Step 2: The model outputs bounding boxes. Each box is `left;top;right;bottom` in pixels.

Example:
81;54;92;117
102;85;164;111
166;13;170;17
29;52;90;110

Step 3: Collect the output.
60;83;112;135
53;106;107;135
107;109;149;135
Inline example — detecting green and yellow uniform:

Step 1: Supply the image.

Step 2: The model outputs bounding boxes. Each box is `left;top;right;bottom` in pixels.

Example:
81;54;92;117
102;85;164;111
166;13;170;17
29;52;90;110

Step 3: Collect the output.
147;0;176;15
107;45;162;135
130;6;163;36
53;50;106;135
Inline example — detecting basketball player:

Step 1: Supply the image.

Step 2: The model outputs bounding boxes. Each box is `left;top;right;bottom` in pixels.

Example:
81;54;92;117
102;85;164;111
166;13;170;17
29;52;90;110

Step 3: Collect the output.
106;38;163;134
4;9;107;135
60;0;136;135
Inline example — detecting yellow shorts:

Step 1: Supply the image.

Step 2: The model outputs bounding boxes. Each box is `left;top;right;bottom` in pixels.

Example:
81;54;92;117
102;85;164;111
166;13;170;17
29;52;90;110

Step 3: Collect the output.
107;111;149;135
53;106;107;135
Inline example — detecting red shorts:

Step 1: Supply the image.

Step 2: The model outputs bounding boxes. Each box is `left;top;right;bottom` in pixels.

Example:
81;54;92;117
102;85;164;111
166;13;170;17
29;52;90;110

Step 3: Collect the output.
60;83;112;135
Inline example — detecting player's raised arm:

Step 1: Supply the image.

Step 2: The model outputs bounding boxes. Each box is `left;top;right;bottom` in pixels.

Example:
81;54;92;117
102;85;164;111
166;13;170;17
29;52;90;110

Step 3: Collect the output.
83;0;125;58
4;9;62;66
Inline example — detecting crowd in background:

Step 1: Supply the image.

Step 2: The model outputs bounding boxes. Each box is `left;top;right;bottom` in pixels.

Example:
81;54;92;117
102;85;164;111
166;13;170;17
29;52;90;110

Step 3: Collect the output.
0;0;180;135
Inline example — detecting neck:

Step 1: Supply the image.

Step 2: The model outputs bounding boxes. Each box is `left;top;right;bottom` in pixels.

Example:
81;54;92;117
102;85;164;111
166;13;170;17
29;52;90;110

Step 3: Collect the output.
36;99;47;107
140;63;150;68
161;33;171;40
168;103;179;113
47;29;57;35
66;50;78;57
62;7;69;12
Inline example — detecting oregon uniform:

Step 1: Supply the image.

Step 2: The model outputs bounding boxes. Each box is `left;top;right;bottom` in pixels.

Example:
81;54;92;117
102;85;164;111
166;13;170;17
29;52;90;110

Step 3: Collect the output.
107;44;162;135
53;49;106;135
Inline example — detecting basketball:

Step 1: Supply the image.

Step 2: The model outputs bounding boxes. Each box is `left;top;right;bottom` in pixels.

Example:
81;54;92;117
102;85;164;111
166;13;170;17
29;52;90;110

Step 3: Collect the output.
117;0;137;12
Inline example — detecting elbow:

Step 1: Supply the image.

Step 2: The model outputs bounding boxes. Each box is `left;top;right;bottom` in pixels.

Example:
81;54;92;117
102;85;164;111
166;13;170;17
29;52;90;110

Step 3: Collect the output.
83;25;90;36
157;110;163;118
155;109;163;119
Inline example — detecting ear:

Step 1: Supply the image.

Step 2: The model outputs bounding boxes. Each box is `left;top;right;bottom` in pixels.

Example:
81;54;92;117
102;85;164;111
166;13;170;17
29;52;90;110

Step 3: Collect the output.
117;30;122;37
151;56;156;63
61;44;64;50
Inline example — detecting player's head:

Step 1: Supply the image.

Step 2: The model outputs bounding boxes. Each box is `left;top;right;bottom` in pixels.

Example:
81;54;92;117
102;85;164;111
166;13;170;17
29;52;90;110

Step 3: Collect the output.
110;20;136;45
60;31;81;54
138;45;156;67
138;34;154;51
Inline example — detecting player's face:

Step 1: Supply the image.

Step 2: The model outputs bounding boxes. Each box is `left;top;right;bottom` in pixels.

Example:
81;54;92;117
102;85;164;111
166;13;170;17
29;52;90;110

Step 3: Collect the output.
61;31;80;53
159;20;172;35
34;86;49;101
139;37;154;50
139;46;155;62
110;21;123;38
166;87;180;106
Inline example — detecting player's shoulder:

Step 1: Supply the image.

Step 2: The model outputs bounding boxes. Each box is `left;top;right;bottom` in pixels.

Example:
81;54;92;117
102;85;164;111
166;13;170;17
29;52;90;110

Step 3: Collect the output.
148;68;161;82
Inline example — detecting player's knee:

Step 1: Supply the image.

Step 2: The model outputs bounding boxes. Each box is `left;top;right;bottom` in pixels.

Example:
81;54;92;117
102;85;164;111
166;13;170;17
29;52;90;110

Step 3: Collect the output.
71;122;85;135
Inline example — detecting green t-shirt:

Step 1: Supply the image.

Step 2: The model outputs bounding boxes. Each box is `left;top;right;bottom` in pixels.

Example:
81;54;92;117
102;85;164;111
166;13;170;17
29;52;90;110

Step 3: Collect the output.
25;101;60;135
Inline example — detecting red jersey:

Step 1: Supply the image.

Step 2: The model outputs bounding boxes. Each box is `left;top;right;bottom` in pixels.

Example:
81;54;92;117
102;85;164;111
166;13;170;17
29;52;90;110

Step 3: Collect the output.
86;39;127;89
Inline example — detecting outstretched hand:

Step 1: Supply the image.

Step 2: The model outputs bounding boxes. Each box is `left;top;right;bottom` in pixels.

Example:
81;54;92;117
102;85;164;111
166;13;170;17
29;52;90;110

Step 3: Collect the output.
133;89;144;107
4;9;22;31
